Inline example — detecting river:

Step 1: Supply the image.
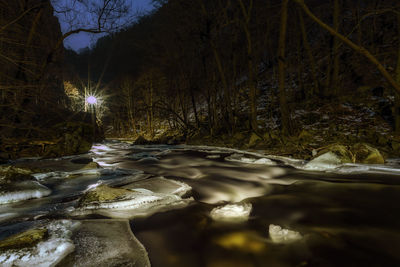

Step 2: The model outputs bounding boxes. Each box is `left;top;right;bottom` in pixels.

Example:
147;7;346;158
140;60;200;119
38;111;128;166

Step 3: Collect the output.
1;141;400;266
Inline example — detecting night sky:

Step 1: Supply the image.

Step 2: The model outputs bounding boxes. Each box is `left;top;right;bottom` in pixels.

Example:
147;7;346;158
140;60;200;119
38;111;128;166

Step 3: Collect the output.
58;0;154;52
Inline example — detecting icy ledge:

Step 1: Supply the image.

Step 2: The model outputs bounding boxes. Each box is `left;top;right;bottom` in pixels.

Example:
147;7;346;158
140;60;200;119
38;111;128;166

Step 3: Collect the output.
72;183;192;219
0;181;51;204
0;220;79;267
210;203;252;222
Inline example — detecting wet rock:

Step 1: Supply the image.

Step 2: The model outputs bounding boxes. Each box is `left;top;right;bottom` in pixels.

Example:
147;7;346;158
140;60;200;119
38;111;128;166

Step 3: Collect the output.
352;143;384;164
0;166;34;183
78;185;131;205
81;162;100;170
0;228;48;250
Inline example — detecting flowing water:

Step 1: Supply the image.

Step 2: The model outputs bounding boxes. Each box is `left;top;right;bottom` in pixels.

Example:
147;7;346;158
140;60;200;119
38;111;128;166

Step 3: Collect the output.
1;141;400;266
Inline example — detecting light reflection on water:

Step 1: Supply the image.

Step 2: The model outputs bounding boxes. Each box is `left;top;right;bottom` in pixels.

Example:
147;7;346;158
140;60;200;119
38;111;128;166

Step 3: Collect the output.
1;141;400;266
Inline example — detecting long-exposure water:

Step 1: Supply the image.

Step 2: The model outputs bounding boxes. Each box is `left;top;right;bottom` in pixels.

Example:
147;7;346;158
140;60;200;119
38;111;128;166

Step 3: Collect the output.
1;141;400;266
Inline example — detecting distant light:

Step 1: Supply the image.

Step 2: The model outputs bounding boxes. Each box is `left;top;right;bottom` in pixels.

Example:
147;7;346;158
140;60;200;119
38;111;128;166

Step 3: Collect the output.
86;95;97;104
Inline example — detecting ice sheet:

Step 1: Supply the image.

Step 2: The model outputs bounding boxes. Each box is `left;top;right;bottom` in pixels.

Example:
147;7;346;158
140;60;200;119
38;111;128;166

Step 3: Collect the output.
61;219;150;267
122;177;192;197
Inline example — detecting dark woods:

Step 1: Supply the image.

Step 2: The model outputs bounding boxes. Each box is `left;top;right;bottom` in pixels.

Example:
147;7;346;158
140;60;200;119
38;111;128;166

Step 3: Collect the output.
1;0;400;159
69;0;400;142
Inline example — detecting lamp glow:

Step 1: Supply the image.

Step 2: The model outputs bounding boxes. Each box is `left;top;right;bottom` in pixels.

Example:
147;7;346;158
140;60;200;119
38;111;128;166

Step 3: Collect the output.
86;95;97;104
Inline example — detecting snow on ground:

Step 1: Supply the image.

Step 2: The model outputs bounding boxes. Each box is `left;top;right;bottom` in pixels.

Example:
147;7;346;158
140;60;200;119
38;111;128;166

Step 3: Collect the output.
0;220;79;267
268;224;302;244
210;203;252;222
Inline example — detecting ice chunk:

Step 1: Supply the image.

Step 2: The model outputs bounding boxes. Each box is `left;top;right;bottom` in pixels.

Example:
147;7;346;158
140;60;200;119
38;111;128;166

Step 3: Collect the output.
0;181;51;204
225;154;276;165
122;177;192;197
0;220;79;267
210;203;252;222
268;224;302;244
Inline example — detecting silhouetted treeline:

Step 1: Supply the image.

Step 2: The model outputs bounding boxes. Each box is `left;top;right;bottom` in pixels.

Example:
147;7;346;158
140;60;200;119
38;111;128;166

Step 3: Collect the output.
67;0;400;138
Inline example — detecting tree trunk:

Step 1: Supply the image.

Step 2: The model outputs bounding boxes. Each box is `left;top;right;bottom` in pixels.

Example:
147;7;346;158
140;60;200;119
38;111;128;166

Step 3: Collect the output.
298;8;318;98
332;0;340;96
395;11;400;134
278;0;292;135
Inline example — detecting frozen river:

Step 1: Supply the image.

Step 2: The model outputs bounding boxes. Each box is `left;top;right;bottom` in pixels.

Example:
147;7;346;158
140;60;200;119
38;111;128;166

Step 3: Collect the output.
1;141;400;266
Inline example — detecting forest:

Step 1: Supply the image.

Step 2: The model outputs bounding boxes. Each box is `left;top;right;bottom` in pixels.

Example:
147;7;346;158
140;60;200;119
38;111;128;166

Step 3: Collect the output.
1;0;400;159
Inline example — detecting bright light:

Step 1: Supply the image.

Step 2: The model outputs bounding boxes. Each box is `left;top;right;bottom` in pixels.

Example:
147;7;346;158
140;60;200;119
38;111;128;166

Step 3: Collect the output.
86;95;97;104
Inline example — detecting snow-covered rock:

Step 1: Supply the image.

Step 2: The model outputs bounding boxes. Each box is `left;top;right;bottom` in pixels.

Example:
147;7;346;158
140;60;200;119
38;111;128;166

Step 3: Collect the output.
73;184;192;219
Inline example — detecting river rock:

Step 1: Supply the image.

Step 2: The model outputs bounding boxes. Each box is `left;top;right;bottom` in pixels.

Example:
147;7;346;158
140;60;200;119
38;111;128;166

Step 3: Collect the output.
352;143;384;164
78;184;131;205
0;228;48;250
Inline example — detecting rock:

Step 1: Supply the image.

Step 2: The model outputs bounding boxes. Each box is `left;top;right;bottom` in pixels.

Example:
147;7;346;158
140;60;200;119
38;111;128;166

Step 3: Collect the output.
0;166;35;184
352;143;384;164
316;144;353;163
78;185;131;205
0;228;48;250
81;162;100;170
248;133;262;147
305;144;353;170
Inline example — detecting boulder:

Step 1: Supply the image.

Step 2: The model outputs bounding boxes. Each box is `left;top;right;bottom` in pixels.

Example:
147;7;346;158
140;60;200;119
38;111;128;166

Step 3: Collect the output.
78;185;132;205
352;143;384;164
